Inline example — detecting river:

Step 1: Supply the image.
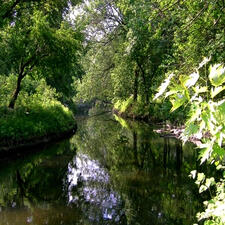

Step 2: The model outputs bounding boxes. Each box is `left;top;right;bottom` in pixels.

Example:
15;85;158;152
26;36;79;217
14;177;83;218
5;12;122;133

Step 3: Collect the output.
0;112;202;225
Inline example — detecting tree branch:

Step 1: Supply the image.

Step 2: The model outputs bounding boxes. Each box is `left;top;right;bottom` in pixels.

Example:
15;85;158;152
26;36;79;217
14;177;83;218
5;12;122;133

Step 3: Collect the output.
2;0;21;20
183;3;209;30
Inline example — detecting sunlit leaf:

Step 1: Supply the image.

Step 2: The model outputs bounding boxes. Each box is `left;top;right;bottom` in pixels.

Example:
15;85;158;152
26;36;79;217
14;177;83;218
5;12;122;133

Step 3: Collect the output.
190;170;197;179
193;86;208;94
199;184;208;193
198;57;211;69
199;142;213;164
183;71;199;88
165;90;178;98
213;144;225;157
205;177;215;188
184;122;199;137
189;107;201;123
170;92;187;112
196;172;205;184
217;101;225;122
209;64;225;87
210;86;225;98
154;73;174;100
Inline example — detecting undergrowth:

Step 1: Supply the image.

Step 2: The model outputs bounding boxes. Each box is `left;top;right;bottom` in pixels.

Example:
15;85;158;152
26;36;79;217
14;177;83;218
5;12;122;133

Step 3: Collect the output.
0;74;75;147
114;95;187;124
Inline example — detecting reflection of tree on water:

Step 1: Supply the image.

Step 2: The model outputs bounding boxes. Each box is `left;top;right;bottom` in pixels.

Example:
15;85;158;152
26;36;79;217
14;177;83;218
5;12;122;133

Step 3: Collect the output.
162;138;183;175
0;140;86;225
133;130;156;170
132;127;184;176
175;142;183;174
0;114;201;225
73;115;201;225
67;153;127;224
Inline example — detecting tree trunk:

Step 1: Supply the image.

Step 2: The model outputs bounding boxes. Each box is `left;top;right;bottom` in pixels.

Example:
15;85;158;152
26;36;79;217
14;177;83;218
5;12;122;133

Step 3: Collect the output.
133;69;139;102
9;74;23;109
136;62;149;104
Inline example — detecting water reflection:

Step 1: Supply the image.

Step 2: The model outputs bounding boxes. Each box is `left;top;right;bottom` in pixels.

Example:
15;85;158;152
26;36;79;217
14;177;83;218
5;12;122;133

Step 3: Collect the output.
67;153;125;223
0;112;202;225
72;114;201;225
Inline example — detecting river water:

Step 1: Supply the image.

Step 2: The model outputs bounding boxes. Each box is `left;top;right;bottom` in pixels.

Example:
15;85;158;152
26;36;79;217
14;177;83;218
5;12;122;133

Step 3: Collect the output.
0;113;202;225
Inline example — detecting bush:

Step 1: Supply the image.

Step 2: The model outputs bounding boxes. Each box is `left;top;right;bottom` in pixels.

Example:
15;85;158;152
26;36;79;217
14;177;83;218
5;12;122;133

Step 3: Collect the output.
0;75;75;147
114;95;187;123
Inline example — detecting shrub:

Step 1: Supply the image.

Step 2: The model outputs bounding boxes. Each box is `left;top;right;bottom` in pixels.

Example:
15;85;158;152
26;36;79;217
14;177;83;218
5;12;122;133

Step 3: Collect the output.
0;75;75;146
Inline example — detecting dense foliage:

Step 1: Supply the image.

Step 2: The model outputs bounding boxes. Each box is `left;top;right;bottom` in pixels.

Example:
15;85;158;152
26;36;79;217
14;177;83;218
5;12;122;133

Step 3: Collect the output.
71;0;225;224
1;0;225;223
0;76;75;146
74;0;225;116
0;0;83;145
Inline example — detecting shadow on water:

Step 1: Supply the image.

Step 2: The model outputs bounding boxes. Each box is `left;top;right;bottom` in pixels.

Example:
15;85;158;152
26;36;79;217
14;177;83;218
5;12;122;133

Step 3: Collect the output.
0;112;203;225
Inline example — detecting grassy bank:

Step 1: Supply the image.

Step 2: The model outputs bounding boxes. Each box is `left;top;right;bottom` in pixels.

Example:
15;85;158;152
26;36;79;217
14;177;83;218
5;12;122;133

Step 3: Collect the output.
113;96;187;125
0;75;76;150
0;102;75;149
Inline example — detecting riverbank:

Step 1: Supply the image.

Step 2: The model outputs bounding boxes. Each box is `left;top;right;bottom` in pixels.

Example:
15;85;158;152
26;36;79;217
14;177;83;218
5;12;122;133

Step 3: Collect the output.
0;102;76;154
113;106;202;146
113;97;186;124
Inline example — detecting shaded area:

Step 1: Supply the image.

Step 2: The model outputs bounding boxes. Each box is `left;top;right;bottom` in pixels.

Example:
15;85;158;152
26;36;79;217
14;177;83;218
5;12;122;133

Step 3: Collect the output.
0;113;203;225
70;113;202;225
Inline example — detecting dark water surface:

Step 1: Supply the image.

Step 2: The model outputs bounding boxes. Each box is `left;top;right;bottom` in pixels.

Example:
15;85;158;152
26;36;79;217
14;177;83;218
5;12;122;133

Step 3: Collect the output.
0;113;202;225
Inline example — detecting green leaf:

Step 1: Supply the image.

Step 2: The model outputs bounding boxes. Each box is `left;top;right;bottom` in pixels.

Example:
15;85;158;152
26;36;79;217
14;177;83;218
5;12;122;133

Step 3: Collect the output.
213;144;225;157
199;184;208;193
154;73;174;100
184;122;199;137
196;172;205;185
217;101;225;122
170;93;187;112
209;64;225;87
193;86;208;94
182;71;199;88
201;111;210;127
198;57;211;69
190;170;197;179
199;142;213;164
165;90;178;98
205;177;215;188
189;107;201;123
210;86;225;98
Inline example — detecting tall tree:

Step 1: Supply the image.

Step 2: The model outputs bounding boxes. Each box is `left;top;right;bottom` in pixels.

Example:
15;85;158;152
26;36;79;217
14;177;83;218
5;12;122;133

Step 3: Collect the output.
0;0;83;109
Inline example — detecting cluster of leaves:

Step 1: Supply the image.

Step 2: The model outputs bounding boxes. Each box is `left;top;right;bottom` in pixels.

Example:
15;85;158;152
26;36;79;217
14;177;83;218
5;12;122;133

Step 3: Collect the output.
74;0;174;105
155;59;225;224
0;0;85;110
114;95;186;124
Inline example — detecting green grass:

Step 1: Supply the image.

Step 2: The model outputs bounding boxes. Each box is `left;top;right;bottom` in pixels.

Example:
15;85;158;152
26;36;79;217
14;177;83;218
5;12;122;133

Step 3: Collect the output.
0;102;75;146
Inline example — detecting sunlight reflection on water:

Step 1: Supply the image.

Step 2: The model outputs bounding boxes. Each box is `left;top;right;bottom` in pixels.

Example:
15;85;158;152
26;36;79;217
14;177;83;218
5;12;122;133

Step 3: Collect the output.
67;153;124;222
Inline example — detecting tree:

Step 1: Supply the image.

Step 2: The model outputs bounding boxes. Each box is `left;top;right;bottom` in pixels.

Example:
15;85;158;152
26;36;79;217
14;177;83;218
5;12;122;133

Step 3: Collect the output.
0;0;81;26
0;1;83;109
74;0;179;105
